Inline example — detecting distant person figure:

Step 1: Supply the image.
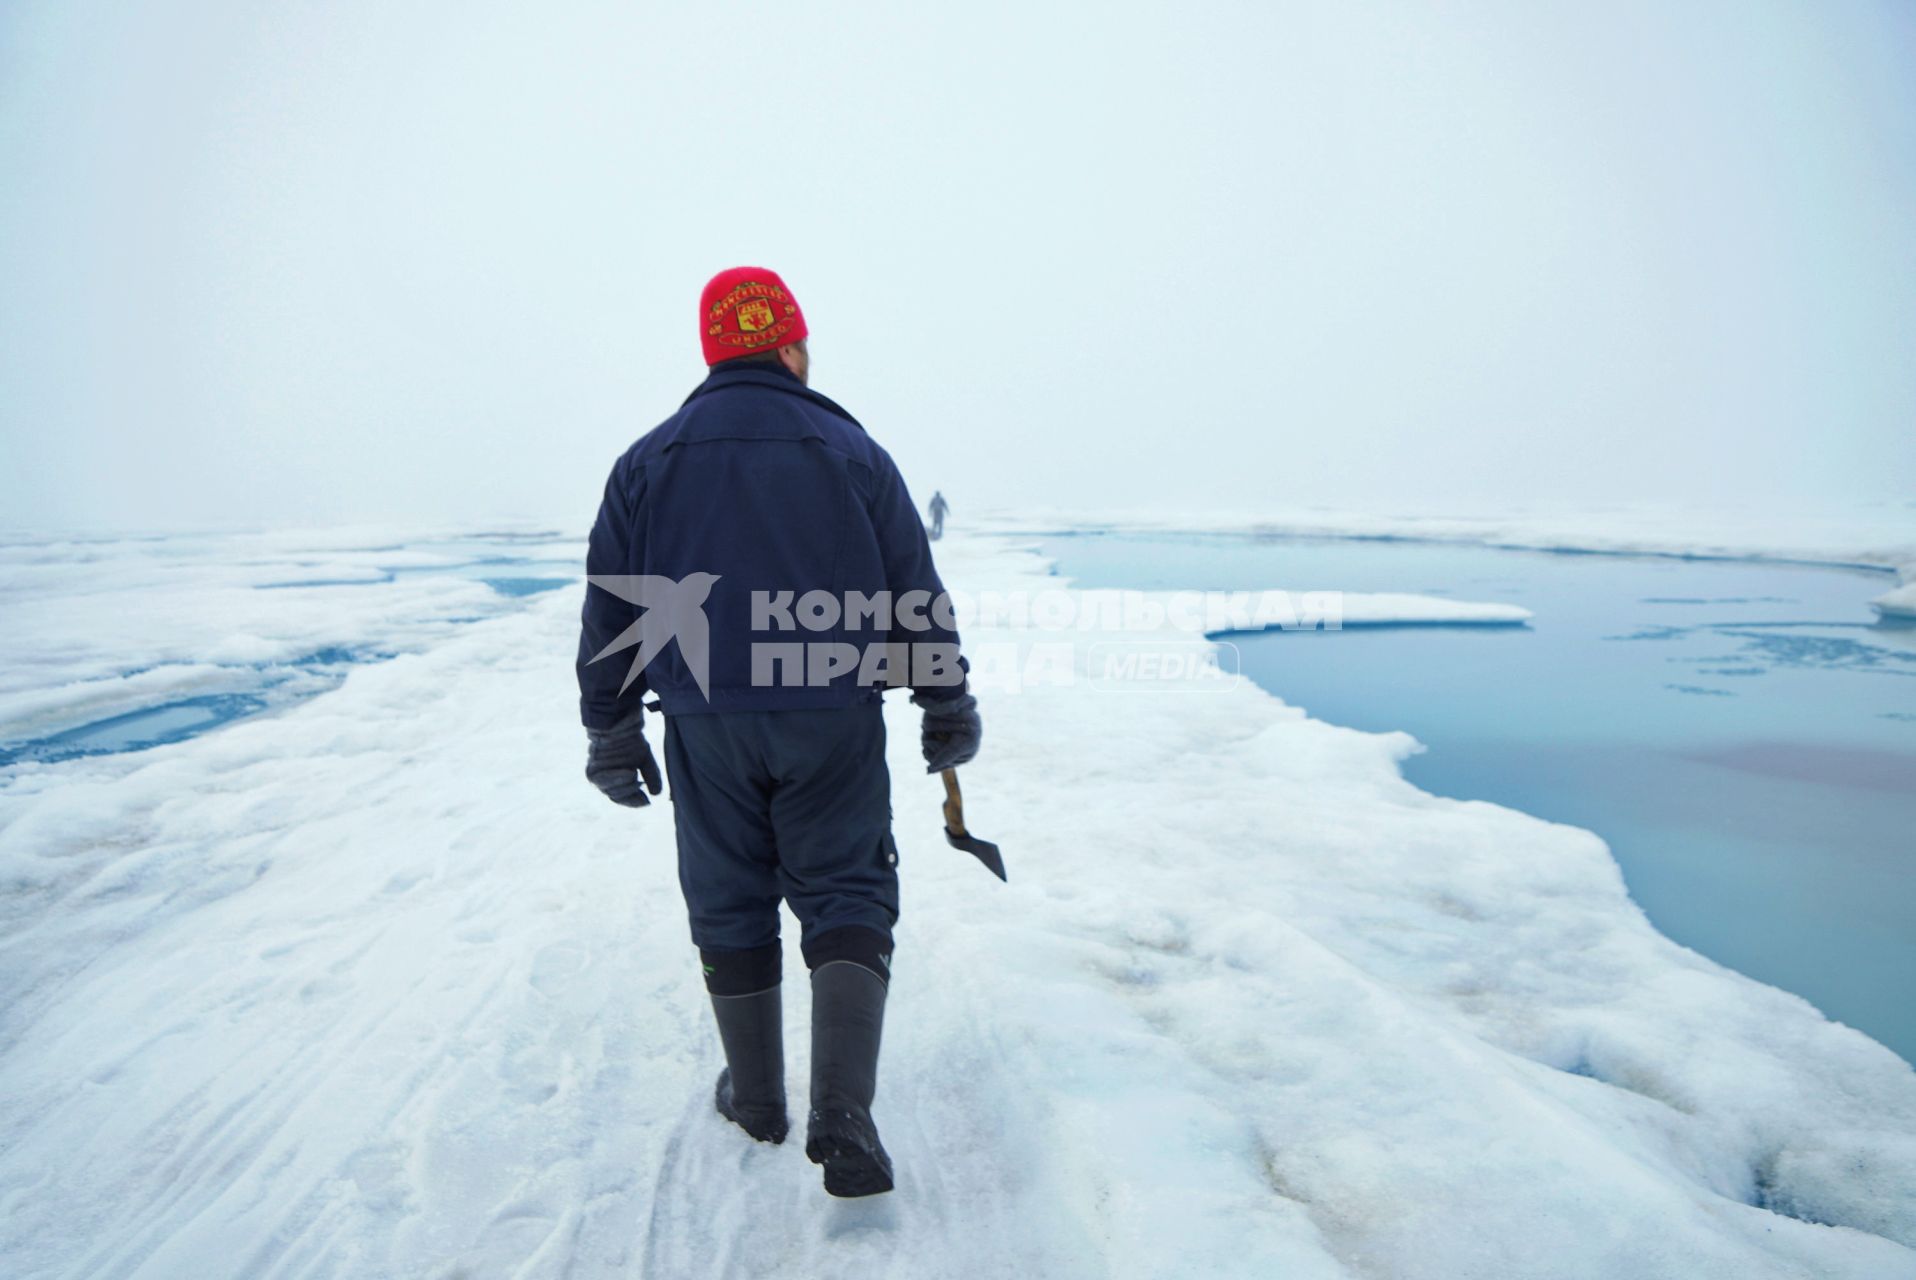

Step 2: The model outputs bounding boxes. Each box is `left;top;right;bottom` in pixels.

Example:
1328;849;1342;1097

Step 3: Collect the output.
927;490;949;541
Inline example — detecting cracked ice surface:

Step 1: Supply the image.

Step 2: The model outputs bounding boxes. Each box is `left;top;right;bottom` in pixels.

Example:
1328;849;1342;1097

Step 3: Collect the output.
0;532;1912;1279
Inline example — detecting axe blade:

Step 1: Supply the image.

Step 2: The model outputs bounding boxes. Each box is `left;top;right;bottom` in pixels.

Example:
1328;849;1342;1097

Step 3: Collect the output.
945;827;1008;881
939;768;1008;882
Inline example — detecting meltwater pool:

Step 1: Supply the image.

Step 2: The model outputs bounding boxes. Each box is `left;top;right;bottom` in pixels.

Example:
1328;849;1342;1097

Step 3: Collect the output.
1043;531;1916;1064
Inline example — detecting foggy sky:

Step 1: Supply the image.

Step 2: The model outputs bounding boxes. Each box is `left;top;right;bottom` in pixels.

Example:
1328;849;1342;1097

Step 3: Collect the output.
3;1;1913;533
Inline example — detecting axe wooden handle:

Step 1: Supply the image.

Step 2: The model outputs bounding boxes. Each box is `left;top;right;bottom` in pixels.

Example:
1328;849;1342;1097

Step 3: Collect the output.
940;768;967;836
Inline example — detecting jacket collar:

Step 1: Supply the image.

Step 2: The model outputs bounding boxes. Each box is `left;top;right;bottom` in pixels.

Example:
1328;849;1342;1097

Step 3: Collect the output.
682;359;862;428
704;357;802;386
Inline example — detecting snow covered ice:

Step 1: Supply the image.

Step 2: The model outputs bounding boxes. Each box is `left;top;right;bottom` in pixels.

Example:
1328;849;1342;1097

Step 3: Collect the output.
1;528;1914;1279
1874;581;1916;624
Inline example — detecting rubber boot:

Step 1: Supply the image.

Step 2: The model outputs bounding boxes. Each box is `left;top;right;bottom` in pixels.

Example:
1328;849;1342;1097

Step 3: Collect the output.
710;985;789;1144
805;960;894;1197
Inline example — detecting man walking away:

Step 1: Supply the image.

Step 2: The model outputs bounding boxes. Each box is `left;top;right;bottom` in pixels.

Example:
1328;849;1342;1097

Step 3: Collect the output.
575;267;982;1198
927;490;949;541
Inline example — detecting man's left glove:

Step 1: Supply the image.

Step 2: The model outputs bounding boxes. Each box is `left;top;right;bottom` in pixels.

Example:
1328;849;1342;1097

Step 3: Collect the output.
585;709;664;808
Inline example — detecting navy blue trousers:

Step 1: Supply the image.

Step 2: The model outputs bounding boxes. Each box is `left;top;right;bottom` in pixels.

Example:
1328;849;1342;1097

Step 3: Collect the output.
664;702;899;987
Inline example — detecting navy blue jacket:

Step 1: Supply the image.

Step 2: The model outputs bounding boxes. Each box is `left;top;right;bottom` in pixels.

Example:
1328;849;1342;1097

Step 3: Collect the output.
577;361;964;728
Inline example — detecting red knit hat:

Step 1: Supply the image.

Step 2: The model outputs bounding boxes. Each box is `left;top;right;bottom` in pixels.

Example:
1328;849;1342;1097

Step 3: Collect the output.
699;266;808;365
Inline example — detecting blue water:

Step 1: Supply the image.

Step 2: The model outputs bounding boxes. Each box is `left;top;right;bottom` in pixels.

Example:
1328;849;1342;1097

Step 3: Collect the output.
0;694;269;767
1043;532;1916;1064
2;532;582;769
479;577;573;598
254;555;579;596
0;648;385;769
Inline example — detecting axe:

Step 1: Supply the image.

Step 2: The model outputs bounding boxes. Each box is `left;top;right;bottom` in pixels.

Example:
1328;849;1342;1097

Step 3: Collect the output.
940;768;1007;881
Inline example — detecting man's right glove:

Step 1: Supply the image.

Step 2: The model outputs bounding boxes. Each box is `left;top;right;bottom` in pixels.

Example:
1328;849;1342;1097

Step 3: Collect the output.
585;708;664;808
912;689;981;774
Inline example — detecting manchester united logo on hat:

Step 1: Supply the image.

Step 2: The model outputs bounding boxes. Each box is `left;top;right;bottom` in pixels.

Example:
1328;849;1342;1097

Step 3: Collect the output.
699;267;809;365
737;299;775;333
